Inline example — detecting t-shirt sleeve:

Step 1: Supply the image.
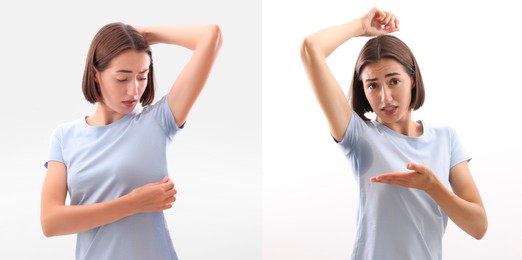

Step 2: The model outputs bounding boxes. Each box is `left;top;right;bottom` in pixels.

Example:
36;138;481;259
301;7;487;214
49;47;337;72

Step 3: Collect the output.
449;127;471;168
336;111;367;156
147;95;183;140
44;126;64;169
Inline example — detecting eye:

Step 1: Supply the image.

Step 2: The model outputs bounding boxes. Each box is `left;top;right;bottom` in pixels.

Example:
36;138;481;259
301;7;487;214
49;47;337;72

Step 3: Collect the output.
138;77;147;81
367;83;378;89
117;78;128;82
390;79;400;85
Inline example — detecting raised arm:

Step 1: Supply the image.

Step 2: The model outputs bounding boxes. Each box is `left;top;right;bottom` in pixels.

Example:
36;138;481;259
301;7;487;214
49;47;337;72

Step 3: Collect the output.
300;7;399;141
40;161;177;237
137;24;222;127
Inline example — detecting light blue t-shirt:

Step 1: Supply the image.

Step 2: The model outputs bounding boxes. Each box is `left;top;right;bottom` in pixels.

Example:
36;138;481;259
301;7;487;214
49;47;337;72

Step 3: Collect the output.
45;96;182;260
337;112;470;260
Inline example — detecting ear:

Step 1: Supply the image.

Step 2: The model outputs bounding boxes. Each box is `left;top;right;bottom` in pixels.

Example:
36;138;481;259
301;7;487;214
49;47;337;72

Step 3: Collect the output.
410;76;416;89
93;67;101;83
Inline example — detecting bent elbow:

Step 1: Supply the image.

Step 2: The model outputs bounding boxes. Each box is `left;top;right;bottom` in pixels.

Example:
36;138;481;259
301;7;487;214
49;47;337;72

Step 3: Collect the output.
300;37;322;65
471;215;488;240
208;24;223;50
473;231;486;240
42;230;54;238
473;222;488;240
41;222;55;238
300;37;313;62
41;214;60;237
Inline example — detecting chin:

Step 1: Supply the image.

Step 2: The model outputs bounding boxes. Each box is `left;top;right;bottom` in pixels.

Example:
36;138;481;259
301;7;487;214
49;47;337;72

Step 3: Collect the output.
120;108;135;115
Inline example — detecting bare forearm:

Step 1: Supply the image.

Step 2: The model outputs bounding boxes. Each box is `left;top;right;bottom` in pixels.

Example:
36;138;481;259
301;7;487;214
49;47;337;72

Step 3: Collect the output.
41;195;134;237
300;21;360;140
427;180;487;239
141;24;222;50
302;19;363;59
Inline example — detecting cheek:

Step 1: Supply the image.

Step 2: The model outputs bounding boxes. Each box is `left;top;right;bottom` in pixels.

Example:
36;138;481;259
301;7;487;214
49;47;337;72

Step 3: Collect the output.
138;82;148;94
364;91;379;107
402;89;413;104
100;83;119;95
97;82;110;97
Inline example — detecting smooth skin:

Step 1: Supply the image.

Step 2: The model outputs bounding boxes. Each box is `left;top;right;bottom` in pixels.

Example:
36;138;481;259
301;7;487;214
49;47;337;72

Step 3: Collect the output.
301;7;487;239
41;24;222;237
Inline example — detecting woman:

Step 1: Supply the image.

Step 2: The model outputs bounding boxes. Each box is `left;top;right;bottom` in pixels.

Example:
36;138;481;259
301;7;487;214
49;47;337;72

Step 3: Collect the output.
300;7;487;259
41;23;222;260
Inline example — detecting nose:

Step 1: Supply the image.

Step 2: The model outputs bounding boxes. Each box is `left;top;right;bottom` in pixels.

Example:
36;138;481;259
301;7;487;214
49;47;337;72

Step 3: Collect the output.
380;84;393;103
127;80;139;96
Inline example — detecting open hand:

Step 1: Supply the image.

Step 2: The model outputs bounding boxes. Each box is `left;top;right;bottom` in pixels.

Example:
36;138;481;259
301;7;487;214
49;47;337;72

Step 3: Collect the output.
370;162;436;191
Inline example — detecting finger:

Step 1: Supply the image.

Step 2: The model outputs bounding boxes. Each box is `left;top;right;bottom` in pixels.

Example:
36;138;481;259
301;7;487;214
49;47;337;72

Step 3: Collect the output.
165;195;176;204
156;176;169;185
406;162;426;173
378;175;404;182
163;197;176;209
373;8;386;22
381;13;393;25
387;15;398;30
370;173;401;182
375;171;410;178
162;180;175;191
163;203;173;210
165;187;177;196
368;7;383;24
370;176;380;182
378;179;411;187
388;15;396;28
382;14;397;30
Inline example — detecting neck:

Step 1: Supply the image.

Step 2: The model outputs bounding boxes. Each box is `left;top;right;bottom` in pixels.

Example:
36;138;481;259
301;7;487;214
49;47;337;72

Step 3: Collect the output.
377;113;423;137
86;103;126;126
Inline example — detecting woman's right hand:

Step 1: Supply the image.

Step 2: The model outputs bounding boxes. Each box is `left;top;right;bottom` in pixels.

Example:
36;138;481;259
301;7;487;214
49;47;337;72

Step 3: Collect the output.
360;7;399;36
127;176;177;213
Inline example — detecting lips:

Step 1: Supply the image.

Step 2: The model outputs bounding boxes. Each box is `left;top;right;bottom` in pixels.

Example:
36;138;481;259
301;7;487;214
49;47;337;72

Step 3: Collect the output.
380;105;398;115
122;99;137;107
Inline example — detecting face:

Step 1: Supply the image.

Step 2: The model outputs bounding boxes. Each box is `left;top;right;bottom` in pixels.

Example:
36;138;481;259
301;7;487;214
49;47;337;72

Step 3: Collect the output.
94;49;150;115
360;58;414;127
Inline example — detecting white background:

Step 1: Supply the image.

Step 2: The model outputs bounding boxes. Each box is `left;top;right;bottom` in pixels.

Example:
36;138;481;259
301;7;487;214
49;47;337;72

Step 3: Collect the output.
263;0;522;259
1;0;521;259
1;0;261;259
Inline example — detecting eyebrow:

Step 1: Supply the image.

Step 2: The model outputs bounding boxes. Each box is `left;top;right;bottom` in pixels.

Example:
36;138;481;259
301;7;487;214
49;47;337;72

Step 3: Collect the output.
364;72;401;82
116;68;149;74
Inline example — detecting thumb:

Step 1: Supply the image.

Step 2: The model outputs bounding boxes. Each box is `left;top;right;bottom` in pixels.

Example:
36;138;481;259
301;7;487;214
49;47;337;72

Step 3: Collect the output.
407;162;428;174
406;162;418;171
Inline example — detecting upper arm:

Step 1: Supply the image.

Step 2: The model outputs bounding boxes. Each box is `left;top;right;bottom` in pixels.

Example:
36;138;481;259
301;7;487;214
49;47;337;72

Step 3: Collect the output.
300;37;351;141
449;161;484;208
41;161;68;215
168;25;222;128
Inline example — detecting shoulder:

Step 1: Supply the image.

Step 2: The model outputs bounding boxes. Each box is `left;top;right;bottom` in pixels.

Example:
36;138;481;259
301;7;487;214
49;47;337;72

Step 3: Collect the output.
423;120;457;137
52;118;85;135
337;111;376;150
421;121;463;149
140;95;169;116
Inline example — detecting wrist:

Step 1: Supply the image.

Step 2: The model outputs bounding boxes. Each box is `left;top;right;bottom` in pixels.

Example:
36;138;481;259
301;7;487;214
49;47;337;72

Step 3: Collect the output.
345;18;366;38
118;192;137;217
424;174;444;196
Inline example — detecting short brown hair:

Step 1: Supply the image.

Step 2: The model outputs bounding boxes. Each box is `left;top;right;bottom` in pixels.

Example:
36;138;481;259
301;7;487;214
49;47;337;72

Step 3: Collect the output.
82;22;155;106
350;35;425;121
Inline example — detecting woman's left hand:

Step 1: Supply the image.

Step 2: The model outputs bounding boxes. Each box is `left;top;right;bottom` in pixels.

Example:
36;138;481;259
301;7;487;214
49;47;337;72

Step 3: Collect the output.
370;162;437;191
